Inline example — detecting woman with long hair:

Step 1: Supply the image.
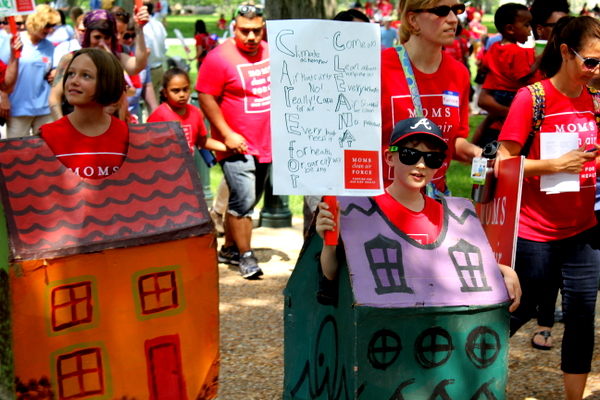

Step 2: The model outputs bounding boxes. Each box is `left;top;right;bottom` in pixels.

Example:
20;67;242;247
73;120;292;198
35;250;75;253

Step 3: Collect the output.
499;16;600;400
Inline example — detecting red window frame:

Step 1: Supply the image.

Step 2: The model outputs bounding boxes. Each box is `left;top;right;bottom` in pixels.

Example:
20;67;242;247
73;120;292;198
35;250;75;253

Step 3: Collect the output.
51;282;93;331
138;271;178;314
56;347;104;399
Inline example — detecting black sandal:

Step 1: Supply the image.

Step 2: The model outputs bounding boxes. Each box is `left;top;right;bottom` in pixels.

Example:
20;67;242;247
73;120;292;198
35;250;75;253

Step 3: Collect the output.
531;330;552;350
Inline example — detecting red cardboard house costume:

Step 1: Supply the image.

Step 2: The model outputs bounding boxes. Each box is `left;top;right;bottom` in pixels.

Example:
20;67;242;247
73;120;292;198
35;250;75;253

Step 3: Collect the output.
0;122;219;399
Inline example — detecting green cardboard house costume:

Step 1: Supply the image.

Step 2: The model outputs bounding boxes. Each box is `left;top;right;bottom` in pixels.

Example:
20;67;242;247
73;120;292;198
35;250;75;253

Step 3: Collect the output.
284;196;512;400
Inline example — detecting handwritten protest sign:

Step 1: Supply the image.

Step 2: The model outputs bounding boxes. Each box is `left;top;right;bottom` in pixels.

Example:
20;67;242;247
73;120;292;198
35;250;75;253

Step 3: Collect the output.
0;0;36;16
268;20;383;196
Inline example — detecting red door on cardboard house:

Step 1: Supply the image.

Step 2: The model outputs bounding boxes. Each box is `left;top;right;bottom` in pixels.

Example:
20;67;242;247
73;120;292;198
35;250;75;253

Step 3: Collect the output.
146;335;188;400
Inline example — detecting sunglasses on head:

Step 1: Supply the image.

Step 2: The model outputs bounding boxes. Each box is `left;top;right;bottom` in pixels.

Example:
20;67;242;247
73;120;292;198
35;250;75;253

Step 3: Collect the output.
123;32;136;40
570;47;600;70
413;3;466;17
237;4;263;16
389;146;446;169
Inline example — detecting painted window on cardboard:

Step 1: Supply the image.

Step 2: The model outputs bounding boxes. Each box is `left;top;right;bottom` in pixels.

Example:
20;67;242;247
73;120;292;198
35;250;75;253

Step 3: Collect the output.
57;347;105;398
138;271;179;315
51;282;93;331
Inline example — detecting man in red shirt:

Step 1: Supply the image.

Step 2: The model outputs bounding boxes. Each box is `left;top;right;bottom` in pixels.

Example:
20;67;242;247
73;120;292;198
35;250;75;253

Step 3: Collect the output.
196;5;270;279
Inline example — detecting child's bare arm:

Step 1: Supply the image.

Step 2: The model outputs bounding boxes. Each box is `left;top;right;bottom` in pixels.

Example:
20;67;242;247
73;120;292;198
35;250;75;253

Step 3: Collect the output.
498;264;521;312
197;136;227;152
316;200;340;280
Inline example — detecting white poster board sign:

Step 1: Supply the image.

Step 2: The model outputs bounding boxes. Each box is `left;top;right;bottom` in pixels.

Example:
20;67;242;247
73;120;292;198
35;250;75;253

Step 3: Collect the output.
267;20;383;196
0;0;36;16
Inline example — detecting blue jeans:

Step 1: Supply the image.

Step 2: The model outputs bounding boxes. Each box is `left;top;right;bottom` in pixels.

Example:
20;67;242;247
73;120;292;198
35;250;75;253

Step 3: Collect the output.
510;229;600;374
220;155;270;217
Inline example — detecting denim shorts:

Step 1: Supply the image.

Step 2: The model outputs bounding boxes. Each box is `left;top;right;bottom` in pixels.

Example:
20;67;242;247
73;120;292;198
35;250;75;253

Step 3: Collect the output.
220;154;270;217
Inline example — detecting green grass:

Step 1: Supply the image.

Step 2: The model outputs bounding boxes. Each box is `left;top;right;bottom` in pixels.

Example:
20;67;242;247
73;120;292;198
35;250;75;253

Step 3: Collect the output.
165;15;487;217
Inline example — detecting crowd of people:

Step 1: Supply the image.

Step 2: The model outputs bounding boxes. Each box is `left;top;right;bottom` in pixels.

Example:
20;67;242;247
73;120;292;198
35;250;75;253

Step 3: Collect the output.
2;0;600;398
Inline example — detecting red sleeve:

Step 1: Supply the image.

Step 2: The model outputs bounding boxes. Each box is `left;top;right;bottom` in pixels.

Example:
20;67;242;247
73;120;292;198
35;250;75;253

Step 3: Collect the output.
498;86;533;146
195;46;226;96
147;104;167;123
0;60;7;85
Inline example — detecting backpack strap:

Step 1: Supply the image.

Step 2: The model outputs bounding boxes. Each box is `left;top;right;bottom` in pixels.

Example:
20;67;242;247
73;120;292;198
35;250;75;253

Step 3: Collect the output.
521;81;545;157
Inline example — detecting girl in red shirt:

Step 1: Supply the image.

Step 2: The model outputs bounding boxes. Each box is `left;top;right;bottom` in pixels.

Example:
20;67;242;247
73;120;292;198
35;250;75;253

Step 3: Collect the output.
148;67;225;155
40;48;129;179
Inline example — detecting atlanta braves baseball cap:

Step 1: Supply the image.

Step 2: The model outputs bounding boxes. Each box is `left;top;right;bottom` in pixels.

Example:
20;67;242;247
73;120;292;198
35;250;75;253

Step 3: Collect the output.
389;117;448;150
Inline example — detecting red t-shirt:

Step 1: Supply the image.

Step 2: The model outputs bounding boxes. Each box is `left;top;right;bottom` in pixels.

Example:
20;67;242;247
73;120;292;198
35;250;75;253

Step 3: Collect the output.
381;48;470;190
40;115;128;179
374;191;443;244
196;39;271;163
482;42;539;92
498;79;598;241
443;38;468;63
148;103;208;154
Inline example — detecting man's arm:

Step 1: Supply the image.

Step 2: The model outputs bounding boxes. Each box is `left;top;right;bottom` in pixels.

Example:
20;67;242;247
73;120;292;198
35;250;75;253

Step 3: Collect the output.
198;92;247;153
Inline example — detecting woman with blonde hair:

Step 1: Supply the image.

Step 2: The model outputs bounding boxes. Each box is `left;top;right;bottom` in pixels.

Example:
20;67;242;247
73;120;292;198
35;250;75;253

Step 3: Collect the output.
6;4;59;138
380;0;481;196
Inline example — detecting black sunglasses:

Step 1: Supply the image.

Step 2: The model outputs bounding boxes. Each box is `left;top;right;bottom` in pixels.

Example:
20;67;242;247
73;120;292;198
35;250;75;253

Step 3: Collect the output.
115;11;130;18
413;4;466;17
570;47;600;70
541;22;556;28
15;21;24;26
123;32;136;40
389;146;446;169
237;4;263;16
0;20;7;26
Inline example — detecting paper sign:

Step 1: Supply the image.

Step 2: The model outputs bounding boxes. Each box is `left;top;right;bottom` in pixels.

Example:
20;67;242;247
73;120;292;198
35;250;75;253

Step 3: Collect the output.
540;131;579;193
0;0;35;16
268;20;383;196
475;156;524;268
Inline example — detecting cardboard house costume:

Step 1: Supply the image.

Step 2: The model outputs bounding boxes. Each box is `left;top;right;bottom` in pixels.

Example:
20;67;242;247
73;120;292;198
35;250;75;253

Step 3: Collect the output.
0;122;219;399
284;196;511;400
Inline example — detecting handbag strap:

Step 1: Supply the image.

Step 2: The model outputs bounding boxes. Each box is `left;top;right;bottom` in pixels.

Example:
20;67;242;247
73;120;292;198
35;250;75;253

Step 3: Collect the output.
395;44;423;117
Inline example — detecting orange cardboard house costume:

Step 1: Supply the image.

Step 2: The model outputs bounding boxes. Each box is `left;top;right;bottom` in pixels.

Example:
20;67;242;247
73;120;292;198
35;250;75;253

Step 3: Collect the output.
0;122;219;399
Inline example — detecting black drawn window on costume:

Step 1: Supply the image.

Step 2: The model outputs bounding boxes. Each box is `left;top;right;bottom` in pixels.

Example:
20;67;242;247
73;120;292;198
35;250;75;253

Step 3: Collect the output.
51;282;93;331
138;271;179;315
448;239;492;292
56;348;105;398
365;234;414;295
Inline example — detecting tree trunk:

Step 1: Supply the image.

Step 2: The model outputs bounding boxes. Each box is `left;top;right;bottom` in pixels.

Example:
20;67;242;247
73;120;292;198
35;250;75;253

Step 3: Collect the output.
264;0;338;20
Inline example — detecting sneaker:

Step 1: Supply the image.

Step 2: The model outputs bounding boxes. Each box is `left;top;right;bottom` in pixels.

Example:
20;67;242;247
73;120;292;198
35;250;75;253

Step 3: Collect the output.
239;250;263;279
218;245;240;265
